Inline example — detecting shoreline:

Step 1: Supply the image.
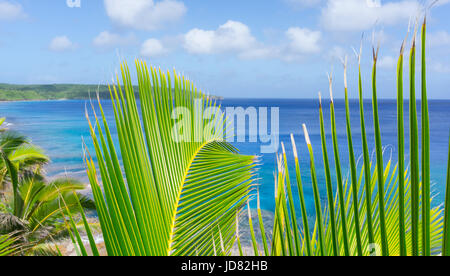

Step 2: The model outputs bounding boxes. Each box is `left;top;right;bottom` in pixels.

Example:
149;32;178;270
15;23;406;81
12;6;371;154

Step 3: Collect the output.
0;99;70;103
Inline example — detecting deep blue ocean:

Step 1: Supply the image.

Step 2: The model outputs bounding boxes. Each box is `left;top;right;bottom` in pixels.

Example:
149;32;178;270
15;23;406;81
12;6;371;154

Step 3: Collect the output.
1;99;449;214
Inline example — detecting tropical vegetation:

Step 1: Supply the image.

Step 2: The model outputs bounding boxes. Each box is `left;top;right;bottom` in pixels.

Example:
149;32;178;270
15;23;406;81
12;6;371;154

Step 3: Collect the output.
0;84;222;102
0;117;95;255
241;18;450;256
0;84;120;101
75;61;256;256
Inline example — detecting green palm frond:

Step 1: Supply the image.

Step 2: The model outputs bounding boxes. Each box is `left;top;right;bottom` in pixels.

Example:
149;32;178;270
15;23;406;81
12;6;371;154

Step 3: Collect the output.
27;244;60;256
0;132;27;156
245;18;449;257
1;122;49;191
82;60;255;256
0;118;6;132
34;178;85;203
0;119;92;255
9;145;49;168
443;133;450;256
26;178;94;231
1;174;93;238
0;233;21;256
249;138;443;256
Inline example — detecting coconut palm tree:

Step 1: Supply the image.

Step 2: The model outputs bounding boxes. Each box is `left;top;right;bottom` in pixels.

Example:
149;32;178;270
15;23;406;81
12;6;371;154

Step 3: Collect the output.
0;119;48;190
0;118;95;255
0;175;95;255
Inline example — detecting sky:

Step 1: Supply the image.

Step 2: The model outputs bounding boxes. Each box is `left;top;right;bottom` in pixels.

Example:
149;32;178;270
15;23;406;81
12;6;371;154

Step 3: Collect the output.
0;0;449;99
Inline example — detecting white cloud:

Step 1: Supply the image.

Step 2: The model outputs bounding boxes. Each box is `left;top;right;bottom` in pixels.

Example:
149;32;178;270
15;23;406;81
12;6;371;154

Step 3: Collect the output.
183;20;322;62
140;38;167;57
184;29;216;54
0;1;26;20
286;27;321;54
49;36;76;52
184;20;257;55
321;0;421;31
104;0;186;31
429;31;450;47
378;56;396;69
93;31;136;49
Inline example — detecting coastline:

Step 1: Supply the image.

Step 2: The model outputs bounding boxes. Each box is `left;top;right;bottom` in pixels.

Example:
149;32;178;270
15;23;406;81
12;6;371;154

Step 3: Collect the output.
0;99;70;103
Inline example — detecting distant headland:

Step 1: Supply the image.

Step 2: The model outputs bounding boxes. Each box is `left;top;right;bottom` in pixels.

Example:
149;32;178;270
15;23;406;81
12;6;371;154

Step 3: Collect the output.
0;83;223;101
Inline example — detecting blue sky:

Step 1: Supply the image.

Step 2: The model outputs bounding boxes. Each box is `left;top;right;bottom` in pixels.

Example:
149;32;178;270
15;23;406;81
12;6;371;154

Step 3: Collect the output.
0;0;449;99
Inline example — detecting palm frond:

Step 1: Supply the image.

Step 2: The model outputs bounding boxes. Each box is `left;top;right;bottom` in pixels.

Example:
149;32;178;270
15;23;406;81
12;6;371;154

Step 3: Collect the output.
444;132;450;256
80;61;255;256
9;145;49;168
0;132;28;156
0;118;6;132
0;233;21;256
245;17;448;257
420;18;431;256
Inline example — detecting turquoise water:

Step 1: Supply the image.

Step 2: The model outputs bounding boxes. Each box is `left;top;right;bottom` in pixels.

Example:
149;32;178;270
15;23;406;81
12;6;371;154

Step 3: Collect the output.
1;99;449;214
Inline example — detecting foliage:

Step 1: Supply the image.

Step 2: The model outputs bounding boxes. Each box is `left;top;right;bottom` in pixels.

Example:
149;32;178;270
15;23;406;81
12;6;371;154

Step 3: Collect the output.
0;84;119;101
0;131;48;190
73;61;256;256
443;133;450;255
241;18;449;256
0;117;95;255
0;233;22;256
0;176;95;255
0;118;6;132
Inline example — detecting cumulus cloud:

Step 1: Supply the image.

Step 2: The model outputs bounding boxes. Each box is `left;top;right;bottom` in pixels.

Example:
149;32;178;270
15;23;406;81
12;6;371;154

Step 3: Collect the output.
184;20;258;55
286;27;321;54
104;0;186;31
183;20;322;62
49;36;76;52
140;38;167;57
93;31;137;49
321;0;421;31
378;56;396;69
0;1;26;20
